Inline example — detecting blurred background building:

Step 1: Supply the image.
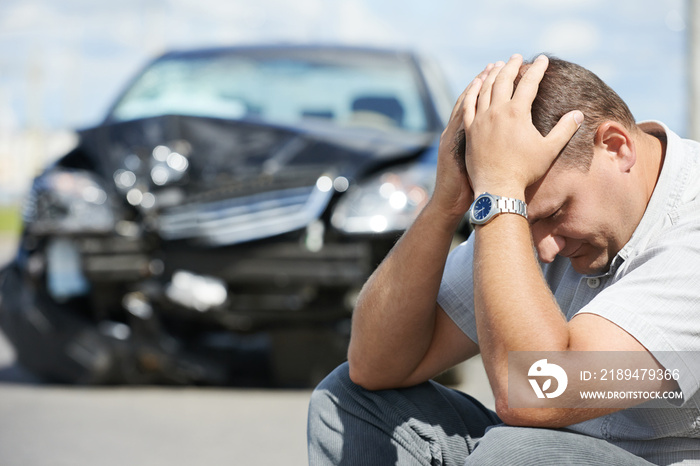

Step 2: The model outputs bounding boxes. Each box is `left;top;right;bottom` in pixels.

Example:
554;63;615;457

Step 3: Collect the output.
0;0;688;207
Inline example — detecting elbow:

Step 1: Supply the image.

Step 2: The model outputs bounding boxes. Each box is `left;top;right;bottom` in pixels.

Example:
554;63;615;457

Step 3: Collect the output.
346;345;371;389
348;364;373;390
347;351;407;391
494;395;524;426
347;356;394;391
494;397;533;427
346;339;391;391
494;396;572;428
495;404;544;428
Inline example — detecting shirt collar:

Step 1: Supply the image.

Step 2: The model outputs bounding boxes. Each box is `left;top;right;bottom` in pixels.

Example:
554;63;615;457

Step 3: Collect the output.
614;120;684;265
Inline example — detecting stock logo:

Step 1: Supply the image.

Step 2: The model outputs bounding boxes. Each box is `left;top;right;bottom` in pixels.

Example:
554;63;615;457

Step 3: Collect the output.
528;359;568;399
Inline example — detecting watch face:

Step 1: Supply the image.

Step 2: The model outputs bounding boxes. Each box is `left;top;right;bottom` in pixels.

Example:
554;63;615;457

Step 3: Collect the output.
473;195;492;221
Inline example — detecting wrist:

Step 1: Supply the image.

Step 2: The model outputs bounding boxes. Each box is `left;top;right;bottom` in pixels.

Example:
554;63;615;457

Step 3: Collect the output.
468;192;528;227
472;184;526;202
425;196;471;231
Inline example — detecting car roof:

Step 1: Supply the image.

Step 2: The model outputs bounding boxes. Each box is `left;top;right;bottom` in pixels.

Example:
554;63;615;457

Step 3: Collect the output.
155;43;420;62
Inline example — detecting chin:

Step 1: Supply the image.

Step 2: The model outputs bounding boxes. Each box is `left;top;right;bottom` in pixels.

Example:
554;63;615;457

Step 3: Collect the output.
570;254;609;275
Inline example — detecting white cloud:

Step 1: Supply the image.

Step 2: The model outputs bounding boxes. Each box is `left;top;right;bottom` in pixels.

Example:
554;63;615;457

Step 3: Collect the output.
0;0;687;134
333;0;402;45
665;9;686;32
538;20;601;56
526;0;603;9
0;3;54;32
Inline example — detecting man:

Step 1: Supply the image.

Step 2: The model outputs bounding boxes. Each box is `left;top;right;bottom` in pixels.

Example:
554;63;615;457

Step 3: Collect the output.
307;54;700;465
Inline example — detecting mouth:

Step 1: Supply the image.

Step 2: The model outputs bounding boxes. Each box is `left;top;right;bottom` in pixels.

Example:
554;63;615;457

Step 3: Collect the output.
561;244;583;259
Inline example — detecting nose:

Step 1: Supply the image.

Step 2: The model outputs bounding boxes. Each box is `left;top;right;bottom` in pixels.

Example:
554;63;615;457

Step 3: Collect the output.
533;231;566;263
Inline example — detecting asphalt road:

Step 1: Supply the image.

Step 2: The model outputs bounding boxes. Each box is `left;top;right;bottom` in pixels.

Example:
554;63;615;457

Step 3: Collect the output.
0;233;494;466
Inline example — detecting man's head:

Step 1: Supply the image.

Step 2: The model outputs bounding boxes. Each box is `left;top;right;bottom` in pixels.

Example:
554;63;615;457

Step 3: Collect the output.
517;56;663;274
519;56;637;171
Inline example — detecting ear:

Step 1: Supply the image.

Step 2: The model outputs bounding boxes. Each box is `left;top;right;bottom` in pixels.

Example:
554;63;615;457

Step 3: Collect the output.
594;121;636;172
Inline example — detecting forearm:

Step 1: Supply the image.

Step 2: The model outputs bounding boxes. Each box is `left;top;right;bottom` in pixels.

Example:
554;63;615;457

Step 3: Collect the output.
347;65;490;389
472;217;674;426
463;55;581;410
347;199;462;387
473;214;569;402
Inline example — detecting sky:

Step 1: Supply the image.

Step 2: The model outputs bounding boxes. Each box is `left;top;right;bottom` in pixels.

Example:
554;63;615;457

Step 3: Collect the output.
0;0;689;136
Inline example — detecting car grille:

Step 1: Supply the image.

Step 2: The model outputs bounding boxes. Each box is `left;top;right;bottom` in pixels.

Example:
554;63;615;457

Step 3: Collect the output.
157;184;333;246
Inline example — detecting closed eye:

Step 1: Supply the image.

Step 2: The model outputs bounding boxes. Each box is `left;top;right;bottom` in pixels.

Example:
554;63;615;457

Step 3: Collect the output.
546;209;560;221
529;208;560;226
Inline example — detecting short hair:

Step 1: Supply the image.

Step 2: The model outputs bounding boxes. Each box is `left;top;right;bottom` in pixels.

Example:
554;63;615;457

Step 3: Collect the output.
518;55;637;170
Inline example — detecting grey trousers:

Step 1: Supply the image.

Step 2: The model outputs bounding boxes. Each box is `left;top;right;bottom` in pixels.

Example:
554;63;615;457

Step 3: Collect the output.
307;363;655;465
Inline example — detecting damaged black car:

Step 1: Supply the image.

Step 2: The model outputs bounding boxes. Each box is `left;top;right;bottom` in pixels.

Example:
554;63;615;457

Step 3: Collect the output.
0;44;464;387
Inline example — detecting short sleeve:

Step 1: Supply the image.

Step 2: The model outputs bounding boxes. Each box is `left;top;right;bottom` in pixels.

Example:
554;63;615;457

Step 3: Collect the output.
437;235;479;344
575;222;700;401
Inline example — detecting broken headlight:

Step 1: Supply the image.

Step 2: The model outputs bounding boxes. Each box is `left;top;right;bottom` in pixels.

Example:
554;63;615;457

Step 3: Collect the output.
23;169;116;235
331;163;434;234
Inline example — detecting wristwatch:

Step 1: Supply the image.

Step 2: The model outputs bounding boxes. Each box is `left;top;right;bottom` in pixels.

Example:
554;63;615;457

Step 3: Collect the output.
468;192;528;226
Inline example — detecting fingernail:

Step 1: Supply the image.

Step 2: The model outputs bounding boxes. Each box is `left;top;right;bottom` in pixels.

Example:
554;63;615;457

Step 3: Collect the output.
495;61;505;67
573;111;584;126
535;54;548;62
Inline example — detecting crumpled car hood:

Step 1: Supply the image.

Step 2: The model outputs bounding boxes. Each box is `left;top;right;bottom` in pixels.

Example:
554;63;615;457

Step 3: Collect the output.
75;115;435;246
78;115;433;194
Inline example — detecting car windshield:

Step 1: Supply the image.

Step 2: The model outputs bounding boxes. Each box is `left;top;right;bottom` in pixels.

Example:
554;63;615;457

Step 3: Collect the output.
109;50;432;133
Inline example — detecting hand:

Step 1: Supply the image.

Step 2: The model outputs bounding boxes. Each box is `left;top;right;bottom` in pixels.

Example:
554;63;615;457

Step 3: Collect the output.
463;54;583;199
431;65;493;219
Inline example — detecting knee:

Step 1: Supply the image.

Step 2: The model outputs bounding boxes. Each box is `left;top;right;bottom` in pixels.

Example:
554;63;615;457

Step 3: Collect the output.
308;363;358;464
308;362;353;429
465;426;536;465
316;361;353;392
465;426;569;465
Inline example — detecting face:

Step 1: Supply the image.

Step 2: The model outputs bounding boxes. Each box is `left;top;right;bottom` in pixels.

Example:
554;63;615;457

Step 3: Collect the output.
524;153;634;275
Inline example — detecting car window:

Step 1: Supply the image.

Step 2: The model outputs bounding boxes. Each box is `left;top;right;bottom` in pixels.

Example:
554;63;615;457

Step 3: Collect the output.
109;53;431;133
417;55;454;127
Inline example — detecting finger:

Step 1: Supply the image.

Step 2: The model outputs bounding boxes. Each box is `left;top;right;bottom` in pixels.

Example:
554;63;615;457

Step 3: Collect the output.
448;64;495;121
512;54;549;107
461;75;484;128
446;72;485;126
442;65;491;165
476;63;495;81
441;75;483;159
544;110;584;153
449;76;483;123
443;79;483;147
477;60;505;113
490;54;524;104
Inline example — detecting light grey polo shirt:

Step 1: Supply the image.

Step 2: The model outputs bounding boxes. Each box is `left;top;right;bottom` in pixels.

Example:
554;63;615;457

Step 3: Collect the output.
438;121;700;464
